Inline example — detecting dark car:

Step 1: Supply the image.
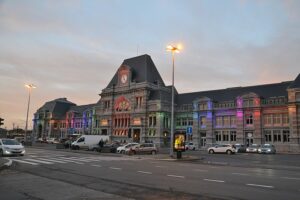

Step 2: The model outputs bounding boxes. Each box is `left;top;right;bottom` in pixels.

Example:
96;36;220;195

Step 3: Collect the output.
94;143;120;153
258;144;276;154
234;144;247;153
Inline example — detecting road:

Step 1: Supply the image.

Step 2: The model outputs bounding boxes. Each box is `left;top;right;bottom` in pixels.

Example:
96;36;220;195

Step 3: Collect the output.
1;147;300;200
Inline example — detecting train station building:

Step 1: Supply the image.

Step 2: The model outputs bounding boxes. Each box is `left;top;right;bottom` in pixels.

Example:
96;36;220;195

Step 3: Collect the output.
33;54;300;152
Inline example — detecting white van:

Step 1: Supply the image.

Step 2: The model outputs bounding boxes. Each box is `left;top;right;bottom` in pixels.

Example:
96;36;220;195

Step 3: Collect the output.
71;135;110;150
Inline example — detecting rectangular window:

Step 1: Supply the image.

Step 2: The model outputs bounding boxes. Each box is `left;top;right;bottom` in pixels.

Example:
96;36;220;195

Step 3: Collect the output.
273;114;281;125
153;116;156;126
273;130;281;142
222;131;229;141
283;130;290;142
246;114;253;125
264;114;272;125
149;117;152;126
264;130;272;142
200;117;206;127
230;131;236;142
215;131;221;142
104;101;110;109
216;116;223;126
223;116;230;126
136;97;143;108
182;118;187;126
282;114;289;125
230;116;236;127
176;118;181;126
188;118;193;126
199;103;208;110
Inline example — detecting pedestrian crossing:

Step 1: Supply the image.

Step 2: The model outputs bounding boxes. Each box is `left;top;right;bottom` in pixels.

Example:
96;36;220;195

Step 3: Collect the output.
9;152;138;166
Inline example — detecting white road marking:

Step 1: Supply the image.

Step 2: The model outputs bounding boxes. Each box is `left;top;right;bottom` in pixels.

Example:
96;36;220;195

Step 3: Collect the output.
24;158;54;164
10;159;39;165
193;169;208;172
203;179;225;183
280;177;300;181
91;164;102;167
61;157;92;162
246;184;274;188
137;171;152;174
232;173;249;176
51;157;84;165
37;158;67;164
110;167;122;170
155;165;167;168
167;175;185;178
29;155;38;158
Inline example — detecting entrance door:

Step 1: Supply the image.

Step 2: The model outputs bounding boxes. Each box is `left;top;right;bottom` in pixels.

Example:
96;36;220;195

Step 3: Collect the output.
245;131;254;147
200;132;206;147
133;129;140;143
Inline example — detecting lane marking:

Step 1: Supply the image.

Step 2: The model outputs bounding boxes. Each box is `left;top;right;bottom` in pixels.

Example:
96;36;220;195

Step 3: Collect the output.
60;157;92;162
37;158;67;164
203;179;225;183
246;184;274;188
51;157;84;165
193;169;208;172
110;167;122;170
280;177;300;181
24;158;53;164
232;173;249;176
155;165;166;168
91;164;102;167
167;175;185;179
137;171;152;174
10;159;39;165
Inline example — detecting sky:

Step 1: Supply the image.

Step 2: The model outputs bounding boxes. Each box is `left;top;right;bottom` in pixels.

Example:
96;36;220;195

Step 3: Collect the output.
0;0;300;129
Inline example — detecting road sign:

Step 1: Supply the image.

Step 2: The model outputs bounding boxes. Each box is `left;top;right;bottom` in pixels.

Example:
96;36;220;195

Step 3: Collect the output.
186;126;192;134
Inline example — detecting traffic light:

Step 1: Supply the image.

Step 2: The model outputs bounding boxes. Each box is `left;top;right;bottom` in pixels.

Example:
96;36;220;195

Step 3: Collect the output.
0;118;4;127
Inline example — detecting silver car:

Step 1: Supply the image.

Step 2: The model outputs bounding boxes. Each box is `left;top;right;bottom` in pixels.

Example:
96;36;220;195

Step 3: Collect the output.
246;144;260;153
258;144;276;154
207;144;236;154
0;138;26;156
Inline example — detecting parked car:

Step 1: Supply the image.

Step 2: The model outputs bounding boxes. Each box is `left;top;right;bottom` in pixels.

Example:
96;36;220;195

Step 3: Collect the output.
0;138;26;156
185;142;196;150
126;143;158;155
234;144;247;153
117;143;139;154
258;144;276;154
99;143;120;153
46;138;60;144
207;144;236;154
246;144;260;153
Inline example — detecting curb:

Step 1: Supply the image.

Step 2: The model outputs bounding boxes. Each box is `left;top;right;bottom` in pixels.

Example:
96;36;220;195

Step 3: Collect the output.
0;158;12;171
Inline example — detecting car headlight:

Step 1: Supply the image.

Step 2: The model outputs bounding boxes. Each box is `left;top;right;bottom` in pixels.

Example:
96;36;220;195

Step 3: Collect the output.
267;149;271;152
258;149;261;152
253;148;257;151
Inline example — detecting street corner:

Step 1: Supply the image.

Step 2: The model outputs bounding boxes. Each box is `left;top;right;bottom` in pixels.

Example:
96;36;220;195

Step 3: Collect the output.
0;158;13;171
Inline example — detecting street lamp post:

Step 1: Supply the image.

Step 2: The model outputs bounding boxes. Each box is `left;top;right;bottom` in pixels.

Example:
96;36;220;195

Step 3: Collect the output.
166;45;180;157
25;84;36;143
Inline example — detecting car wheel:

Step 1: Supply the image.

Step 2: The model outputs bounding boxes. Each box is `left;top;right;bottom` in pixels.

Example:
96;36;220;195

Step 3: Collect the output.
93;148;97;152
151;150;156;155
209;149;214;154
121;150;125;154
132;150;136;155
0;149;3;157
226;150;232;155
193;147;196;150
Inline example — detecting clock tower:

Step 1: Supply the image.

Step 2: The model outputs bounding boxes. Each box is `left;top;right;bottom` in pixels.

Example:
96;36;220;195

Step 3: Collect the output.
118;65;131;86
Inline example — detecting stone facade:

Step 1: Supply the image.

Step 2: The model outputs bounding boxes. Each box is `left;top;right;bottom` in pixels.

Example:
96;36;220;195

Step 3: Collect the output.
33;54;300;152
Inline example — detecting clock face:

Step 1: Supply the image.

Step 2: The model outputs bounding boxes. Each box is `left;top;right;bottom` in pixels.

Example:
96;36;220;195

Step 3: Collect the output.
121;74;127;83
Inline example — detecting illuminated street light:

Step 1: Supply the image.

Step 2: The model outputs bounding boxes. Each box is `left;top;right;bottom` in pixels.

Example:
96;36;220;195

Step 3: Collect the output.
25;84;36;142
166;44;181;157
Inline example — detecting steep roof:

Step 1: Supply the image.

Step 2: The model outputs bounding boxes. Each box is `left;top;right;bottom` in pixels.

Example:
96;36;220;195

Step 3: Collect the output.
36;98;76;119
288;73;300;89
106;54;165;88
68;104;96;113
177;81;292;105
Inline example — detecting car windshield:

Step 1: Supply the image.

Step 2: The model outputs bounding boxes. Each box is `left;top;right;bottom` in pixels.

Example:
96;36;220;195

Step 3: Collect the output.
250;144;259;147
2;139;20;145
